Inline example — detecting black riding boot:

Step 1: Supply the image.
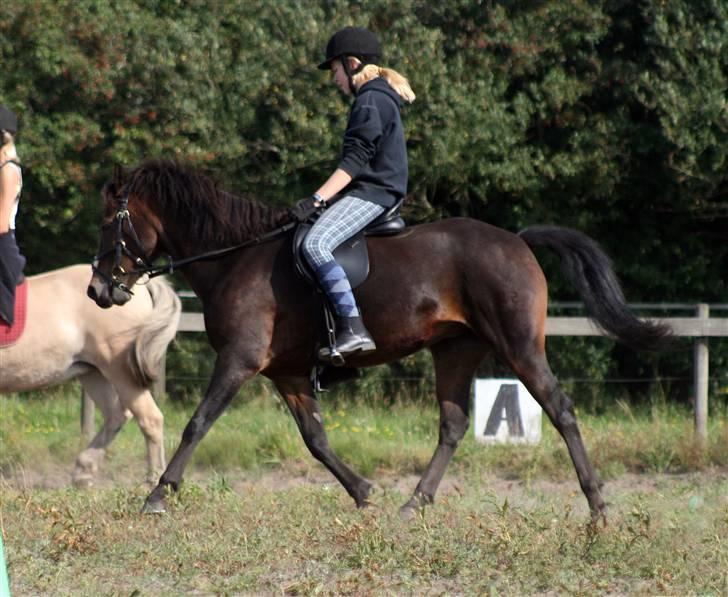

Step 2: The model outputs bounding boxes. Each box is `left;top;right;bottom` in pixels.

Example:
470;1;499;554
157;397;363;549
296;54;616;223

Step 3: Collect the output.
319;315;376;361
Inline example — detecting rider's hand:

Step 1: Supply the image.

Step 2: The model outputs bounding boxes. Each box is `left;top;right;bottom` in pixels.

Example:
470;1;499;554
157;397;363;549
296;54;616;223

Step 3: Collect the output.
289;195;322;223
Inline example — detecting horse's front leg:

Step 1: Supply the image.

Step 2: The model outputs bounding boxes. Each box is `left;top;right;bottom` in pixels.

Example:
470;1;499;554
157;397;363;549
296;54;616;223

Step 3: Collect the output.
274;377;373;507
142;350;253;513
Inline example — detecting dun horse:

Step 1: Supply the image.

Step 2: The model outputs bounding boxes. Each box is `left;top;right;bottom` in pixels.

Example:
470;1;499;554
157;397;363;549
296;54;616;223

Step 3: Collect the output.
2;264;180;486
88;160;671;520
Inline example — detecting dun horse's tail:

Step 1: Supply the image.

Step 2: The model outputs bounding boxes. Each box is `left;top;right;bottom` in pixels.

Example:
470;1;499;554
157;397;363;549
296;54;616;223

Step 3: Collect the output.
518;225;673;352
129;277;182;387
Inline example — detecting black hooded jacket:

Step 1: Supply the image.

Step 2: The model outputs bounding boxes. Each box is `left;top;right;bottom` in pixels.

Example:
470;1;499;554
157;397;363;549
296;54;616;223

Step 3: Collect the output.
337;77;407;208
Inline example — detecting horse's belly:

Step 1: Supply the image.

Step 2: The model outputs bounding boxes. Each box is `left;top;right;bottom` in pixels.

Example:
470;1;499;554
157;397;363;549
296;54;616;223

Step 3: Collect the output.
0;360;93;393
0;337;92;393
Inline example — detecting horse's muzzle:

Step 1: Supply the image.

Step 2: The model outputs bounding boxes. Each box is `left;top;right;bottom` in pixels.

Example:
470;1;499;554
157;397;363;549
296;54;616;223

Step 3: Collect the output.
87;277;132;308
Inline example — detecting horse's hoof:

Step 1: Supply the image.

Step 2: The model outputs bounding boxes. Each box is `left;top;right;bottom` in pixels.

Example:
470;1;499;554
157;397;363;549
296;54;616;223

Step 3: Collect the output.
590;509;608;529
72;476;94;489
399;503;420;521
354;481;377;507
399;492;432;520
141;498;167;514
357;484;380;509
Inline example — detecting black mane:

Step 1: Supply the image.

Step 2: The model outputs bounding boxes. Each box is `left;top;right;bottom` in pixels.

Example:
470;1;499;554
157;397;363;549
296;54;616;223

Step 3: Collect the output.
120;159;291;248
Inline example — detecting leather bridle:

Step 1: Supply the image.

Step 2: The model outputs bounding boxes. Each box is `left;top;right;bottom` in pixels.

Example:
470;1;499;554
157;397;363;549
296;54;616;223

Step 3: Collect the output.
92;193;153;295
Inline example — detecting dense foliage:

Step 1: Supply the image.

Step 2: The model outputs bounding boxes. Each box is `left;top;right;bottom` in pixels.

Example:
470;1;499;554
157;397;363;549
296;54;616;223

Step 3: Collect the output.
2;0;726;403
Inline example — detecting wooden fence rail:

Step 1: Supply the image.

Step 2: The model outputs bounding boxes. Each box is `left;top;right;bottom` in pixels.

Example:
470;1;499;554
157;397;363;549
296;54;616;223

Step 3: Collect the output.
81;304;727;443
547;304;724;442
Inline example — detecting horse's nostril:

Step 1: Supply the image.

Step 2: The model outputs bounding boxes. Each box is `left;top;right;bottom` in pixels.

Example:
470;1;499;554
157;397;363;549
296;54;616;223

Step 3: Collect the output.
87;281;114;308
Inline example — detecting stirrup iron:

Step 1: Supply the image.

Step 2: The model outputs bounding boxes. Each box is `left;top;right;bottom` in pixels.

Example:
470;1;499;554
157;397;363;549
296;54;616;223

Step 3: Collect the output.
320;296;346;366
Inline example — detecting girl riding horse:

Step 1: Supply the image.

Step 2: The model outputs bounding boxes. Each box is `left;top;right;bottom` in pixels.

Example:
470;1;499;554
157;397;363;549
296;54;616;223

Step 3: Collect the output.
291;27;415;362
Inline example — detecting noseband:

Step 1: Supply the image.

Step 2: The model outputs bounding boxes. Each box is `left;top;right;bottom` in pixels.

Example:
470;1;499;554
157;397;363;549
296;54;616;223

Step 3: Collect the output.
92;194;153;295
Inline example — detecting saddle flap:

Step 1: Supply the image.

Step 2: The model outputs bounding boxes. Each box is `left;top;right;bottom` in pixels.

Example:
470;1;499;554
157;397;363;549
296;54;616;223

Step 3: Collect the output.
292;199;406;290
293;224;370;290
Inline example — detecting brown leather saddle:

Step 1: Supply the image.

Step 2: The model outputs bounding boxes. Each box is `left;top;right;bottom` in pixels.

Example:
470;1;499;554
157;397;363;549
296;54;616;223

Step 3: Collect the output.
292;199;405;378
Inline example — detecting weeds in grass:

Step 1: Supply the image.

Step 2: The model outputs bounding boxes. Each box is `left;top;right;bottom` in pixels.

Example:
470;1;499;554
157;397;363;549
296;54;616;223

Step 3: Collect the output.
46;505;98;561
2;473;728;594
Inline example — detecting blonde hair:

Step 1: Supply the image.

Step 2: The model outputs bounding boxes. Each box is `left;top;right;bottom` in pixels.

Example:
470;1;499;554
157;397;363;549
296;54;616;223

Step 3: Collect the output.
0;131;19;163
352;64;416;103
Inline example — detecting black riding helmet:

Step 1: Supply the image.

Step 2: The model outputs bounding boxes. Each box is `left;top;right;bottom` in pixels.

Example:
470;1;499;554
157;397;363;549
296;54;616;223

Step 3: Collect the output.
318;27;381;96
317;26;382;71
0;106;18;135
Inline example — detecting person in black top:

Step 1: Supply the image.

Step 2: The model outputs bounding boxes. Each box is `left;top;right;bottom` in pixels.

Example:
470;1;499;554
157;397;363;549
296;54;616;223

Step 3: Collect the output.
291;27;415;361
0;106;25;326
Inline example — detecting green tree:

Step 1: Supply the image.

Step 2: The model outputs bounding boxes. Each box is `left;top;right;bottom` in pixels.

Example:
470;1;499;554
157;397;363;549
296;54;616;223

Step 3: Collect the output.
2;0;726;404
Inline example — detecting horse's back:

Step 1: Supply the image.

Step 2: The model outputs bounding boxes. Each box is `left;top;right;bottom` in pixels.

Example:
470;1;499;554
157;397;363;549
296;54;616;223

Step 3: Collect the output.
28;264;95;315
0;264;157;392
366;217;545;291
349;217;549;360
24;264;154;332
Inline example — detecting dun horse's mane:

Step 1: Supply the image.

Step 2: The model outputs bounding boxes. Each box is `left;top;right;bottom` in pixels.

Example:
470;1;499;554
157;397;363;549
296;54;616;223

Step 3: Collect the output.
123;159;290;248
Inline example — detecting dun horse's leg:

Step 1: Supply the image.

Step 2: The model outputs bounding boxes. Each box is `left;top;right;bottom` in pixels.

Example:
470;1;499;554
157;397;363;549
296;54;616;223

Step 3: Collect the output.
142;352;251;513
110;376;166;484
512;353;606;521
400;337;486;519
73;370;132;486
274;377;373;507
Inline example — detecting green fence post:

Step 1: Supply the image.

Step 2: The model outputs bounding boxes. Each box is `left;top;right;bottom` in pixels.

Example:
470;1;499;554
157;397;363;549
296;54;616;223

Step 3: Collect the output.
0;533;9;597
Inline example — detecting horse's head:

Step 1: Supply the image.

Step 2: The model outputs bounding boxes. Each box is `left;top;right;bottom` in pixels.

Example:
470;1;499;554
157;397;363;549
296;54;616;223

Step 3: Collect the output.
88;166;160;308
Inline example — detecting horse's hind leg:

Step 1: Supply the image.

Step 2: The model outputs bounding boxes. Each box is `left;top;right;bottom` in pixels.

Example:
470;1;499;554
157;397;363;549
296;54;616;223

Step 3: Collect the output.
508;348;606;521
400;336;486;519
73;370;132;487
103;371;166;483
274;376;373;507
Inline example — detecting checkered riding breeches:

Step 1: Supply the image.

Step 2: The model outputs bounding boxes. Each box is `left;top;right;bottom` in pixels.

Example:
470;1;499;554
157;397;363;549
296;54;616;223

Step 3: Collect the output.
301;195;385;268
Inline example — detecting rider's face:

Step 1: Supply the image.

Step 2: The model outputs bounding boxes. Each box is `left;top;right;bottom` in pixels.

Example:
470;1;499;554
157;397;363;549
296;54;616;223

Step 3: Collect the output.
331;59;352;96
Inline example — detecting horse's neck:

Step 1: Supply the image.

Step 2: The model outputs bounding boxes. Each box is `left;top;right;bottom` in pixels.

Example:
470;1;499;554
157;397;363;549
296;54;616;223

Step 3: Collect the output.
237;199;291;239
151;192;290;299
177;246;273;308
163;194;288;250
180;264;219;303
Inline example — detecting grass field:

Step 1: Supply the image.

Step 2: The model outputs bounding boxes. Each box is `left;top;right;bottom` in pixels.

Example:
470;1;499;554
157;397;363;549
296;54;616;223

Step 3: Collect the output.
2;386;728;595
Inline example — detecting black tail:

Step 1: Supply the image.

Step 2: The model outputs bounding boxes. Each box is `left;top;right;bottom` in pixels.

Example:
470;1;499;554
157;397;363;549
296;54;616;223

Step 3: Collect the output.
519;225;672;352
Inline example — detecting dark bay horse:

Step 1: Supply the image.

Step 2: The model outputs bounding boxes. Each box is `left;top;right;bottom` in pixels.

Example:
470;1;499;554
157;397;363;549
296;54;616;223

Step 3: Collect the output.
87;159;671;521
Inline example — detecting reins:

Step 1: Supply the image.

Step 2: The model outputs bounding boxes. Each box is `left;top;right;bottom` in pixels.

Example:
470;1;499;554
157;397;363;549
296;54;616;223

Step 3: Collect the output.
136;220;298;279
94;191;297;293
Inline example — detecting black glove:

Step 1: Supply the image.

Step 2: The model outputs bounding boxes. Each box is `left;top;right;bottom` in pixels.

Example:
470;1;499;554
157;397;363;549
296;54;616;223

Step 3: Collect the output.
289;195;320;223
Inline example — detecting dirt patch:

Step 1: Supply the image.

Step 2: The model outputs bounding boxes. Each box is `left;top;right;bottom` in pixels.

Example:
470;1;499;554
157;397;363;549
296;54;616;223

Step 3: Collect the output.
1;462;82;491
6;459;723;518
